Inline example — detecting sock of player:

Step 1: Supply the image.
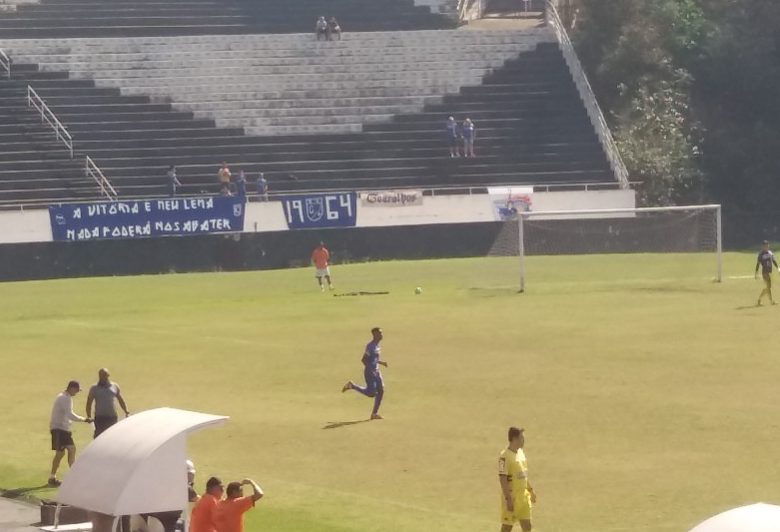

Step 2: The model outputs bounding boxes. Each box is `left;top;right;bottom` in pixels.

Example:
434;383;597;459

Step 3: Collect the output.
372;389;383;416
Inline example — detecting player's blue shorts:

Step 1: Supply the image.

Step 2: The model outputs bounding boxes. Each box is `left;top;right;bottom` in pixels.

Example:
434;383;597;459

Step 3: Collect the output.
364;368;384;395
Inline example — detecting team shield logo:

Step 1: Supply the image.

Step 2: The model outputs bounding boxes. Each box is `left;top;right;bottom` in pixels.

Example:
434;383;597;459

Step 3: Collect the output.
233;203;243;217
305;197;325;222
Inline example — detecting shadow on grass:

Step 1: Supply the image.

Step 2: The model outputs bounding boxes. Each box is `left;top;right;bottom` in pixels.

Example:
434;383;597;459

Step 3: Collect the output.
736;303;776;310
322;419;371;430
2;484;49;500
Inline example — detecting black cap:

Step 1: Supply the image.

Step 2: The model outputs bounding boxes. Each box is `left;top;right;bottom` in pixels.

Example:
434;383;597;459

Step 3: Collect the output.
66;380;81;391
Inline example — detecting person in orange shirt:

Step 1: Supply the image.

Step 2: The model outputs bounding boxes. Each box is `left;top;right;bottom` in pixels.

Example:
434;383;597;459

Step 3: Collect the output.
215;478;264;532
217;162;232;196
311;241;334;291
190;476;224;532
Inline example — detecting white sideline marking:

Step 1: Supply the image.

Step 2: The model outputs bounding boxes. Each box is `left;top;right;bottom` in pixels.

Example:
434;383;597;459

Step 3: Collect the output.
728;275;756;279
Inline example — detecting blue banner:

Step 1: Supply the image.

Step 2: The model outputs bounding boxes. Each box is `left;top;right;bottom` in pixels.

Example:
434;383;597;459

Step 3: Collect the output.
281;192;357;229
49;197;246;241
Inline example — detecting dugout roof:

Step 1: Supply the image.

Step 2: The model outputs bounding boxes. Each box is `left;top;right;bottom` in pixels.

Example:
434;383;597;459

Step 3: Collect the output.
690;503;780;532
57;407;228;516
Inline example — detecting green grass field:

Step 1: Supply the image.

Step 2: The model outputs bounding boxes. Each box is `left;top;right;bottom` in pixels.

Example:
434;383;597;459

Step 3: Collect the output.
0;252;778;532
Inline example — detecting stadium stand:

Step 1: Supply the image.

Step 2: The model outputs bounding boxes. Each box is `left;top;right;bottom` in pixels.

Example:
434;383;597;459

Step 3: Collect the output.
0;0;617;206
0;64;108;204
0;0;451;38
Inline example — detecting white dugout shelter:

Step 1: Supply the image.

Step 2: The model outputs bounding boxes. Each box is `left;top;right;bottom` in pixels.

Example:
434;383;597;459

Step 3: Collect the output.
55;407;229;531
689;503;780;532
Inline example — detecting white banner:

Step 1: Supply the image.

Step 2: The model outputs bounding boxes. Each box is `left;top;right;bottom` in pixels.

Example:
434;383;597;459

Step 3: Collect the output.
361;190;424;207
487;186;533;221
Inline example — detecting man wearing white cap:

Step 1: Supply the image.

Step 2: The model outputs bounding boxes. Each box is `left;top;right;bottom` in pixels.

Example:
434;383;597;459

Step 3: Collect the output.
48;380;92;487
187;460;199;504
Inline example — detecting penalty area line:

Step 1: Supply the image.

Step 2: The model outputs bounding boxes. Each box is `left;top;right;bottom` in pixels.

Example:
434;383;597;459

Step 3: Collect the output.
727;275;756;280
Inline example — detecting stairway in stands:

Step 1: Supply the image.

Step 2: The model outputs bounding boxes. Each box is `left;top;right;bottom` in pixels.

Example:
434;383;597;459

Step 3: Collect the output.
0;34;613;205
0;0;451;38
0;65;106;205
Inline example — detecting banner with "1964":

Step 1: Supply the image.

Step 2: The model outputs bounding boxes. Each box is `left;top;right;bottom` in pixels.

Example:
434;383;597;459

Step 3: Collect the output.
280;192;357;229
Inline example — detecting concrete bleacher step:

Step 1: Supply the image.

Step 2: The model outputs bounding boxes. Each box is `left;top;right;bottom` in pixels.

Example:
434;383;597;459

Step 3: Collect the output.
0;30;617;206
0;0;455;38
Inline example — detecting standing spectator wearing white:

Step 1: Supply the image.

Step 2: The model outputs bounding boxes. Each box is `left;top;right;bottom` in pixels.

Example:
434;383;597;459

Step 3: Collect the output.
256;172;269;201
167;165;182;197
446;116;460;157
49;380;91;487
315;16;328;40
462;118;476;158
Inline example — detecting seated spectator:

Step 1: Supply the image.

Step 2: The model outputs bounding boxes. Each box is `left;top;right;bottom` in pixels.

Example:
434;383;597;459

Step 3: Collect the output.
446;116;460;158
328;17;342;41
315;16;328;40
256;172;268;201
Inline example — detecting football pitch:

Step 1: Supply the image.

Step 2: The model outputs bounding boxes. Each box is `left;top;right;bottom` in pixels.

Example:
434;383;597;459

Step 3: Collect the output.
0;252;777;532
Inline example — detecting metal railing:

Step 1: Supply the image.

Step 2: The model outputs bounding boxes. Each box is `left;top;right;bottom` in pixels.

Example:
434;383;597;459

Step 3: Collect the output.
457;0;485;22
0;180;635;212
0;48;10;79
27;85;73;158
85;156;118;200
544;0;630;189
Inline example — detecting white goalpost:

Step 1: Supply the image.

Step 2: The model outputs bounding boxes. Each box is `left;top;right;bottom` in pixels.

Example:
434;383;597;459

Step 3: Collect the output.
510;204;723;292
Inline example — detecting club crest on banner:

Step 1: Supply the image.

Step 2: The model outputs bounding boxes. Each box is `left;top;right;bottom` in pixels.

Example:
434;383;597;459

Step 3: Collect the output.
305;197;325;222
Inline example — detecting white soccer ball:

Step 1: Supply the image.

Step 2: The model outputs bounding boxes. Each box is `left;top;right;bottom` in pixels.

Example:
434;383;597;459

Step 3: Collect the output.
415;287;422;294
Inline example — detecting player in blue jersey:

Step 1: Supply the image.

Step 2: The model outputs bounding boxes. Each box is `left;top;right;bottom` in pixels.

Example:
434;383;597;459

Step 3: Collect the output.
342;327;388;420
755;240;779;306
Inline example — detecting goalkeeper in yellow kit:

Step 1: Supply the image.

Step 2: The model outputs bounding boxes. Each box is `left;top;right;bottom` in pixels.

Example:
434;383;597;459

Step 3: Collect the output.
498;426;536;531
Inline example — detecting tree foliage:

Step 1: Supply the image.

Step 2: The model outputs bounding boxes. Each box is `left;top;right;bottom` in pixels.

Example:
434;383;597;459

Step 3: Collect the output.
569;0;780;233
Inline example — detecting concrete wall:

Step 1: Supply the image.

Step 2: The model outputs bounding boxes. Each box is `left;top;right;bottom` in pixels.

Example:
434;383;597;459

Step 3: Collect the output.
0;209;52;244
0;189;635;244
242;188;636;233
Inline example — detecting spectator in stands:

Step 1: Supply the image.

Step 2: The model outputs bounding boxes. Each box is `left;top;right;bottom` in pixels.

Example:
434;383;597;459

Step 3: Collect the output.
462;118;476;157
446;116;460;157
256;173;268;201
218;162;232;195
328;17;342;41
315;16;328;40
236;170;247;199
167;165;182;197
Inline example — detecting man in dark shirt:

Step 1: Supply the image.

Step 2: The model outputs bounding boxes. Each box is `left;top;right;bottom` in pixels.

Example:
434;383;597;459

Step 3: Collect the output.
755;240;779;306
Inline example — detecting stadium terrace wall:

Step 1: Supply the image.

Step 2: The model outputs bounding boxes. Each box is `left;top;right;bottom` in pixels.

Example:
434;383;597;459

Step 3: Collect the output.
0;223;507;281
0;190;635;281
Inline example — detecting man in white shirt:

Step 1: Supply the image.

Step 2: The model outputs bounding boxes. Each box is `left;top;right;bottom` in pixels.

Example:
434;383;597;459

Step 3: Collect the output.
49;380;91;487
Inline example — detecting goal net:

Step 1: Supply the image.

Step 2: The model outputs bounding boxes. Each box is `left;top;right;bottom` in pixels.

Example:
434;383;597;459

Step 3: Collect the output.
482;205;722;291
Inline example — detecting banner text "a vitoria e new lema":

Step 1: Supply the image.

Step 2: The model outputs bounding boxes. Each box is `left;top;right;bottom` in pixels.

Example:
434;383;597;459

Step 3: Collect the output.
48;197;246;241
